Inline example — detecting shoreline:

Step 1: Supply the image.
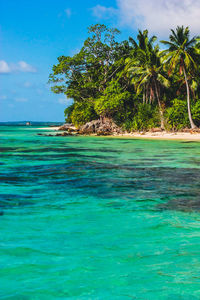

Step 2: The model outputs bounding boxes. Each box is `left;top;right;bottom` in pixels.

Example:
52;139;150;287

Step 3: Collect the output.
38;127;60;130
109;132;200;141
37;127;200;141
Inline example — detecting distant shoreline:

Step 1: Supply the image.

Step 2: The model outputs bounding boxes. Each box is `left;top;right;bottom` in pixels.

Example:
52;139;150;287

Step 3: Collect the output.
38;127;200;141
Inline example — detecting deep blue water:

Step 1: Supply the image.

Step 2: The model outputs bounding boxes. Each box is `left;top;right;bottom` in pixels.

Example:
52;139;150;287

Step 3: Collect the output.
0;126;200;299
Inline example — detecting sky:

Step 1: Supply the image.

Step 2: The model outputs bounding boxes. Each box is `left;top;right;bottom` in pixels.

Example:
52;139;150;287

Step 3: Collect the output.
1;0;200;122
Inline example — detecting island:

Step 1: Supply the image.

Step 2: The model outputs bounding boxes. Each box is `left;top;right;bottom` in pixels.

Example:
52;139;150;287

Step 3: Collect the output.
48;24;200;139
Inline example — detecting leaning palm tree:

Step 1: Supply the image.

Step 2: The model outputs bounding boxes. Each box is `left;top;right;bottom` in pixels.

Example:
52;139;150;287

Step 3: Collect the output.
126;30;169;129
160;26;199;129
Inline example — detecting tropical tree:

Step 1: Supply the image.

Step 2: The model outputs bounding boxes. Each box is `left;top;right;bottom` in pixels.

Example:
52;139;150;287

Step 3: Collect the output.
94;80;131;119
126;30;169;129
49;23;200;131
160;26;199;129
49;24;136;126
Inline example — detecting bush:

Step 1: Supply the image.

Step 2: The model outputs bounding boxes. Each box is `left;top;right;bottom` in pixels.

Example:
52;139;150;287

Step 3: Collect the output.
192;99;200;127
94;81;131;118
123;103;160;131
70;101;98;126
165;99;189;130
64;103;75;123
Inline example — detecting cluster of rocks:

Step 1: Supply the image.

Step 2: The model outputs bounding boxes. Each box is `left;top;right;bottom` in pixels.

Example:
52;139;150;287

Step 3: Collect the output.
38;122;200;138
58;120;122;136
37;124;78;137
79;119;122;136
150;127;164;133
181;128;200;133
37;120;122;137
58;124;77;132
53;124;79;136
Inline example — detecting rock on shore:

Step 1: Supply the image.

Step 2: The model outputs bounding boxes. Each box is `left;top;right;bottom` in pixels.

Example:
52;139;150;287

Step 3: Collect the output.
79;119;122;135
58;124;77;132
55;119;122;136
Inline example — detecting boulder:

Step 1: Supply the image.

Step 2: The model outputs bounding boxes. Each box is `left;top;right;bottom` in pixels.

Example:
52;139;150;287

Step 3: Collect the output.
79;120;101;134
79;119;122;135
150;127;164;133
182;128;192;133
58;123;77;131
182;128;200;133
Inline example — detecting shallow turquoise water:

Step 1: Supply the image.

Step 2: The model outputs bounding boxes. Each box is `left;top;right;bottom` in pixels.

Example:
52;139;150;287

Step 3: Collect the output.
1;126;200;299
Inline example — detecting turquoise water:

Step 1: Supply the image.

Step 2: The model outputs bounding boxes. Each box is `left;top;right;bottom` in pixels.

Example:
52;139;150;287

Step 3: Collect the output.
1;126;200;300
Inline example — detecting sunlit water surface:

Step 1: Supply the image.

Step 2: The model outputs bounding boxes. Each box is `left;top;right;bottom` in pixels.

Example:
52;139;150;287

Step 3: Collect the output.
1;126;200;300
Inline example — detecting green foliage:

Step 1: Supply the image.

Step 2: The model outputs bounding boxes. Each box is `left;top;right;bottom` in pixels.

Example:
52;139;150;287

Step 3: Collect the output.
165;99;200;130
64;104;75;123
132;104;160;131
49;24;200;130
160;26;200;128
126;30;169;130
113;94;138;126
70;101;98;127
123;104;160;131
192;99;200;126
94;81;131;117
165;99;189;130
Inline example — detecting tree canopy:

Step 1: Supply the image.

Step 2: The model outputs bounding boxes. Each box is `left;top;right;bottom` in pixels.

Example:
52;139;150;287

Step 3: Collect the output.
49;24;200;131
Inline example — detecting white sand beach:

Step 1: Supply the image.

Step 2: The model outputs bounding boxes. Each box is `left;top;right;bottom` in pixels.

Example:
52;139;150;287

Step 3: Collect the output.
116;131;200;141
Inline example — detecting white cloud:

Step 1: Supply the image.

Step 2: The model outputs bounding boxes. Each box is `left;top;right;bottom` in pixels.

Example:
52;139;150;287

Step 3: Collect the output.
0;60;11;73
17;61;37;73
0;60;37;74
15;97;28;102
58;97;71;105
65;8;71;18
92;1;200;36
116;0;200;35
92;5;118;19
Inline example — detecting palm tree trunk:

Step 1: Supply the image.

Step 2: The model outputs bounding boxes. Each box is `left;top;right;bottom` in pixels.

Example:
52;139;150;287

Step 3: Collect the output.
143;91;145;104
143;84;146;104
154;81;165;130
183;66;196;129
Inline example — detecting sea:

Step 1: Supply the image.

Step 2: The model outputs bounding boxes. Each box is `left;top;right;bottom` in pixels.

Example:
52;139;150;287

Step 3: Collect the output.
0;124;200;299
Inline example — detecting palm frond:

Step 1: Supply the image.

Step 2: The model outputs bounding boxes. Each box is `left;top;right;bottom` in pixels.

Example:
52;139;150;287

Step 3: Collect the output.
157;74;170;88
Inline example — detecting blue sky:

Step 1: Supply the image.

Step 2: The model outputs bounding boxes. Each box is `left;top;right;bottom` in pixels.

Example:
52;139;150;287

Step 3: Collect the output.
0;0;199;121
0;0;123;122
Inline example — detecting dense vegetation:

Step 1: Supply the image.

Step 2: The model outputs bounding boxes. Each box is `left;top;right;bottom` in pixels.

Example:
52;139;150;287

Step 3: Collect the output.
49;24;200;131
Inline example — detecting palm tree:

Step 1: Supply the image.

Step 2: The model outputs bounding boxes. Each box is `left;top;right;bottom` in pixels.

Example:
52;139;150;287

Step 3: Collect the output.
126;30;169;129
160;26;199;129
129;30;157;52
